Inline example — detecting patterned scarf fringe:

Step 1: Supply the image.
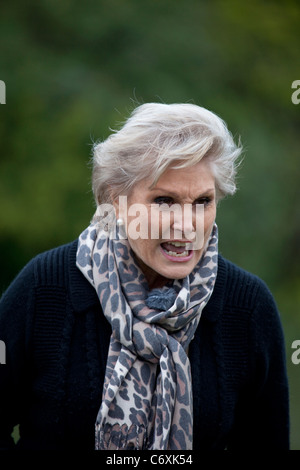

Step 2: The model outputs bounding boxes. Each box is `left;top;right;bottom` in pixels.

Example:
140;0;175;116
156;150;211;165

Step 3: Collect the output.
95;422;149;450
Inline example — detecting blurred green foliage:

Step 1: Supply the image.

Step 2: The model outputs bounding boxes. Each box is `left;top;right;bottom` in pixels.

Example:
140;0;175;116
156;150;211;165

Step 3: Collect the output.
0;0;299;449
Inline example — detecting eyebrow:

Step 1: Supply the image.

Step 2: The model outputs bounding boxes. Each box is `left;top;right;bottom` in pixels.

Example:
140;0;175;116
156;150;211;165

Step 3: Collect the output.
151;186;216;199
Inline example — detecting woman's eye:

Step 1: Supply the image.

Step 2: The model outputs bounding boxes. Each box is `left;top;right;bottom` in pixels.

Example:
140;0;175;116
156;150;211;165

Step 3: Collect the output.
195;197;211;206
153;196;213;207
153;196;174;206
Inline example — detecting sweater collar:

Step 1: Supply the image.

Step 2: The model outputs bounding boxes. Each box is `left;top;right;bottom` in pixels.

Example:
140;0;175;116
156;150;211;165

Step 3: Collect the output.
68;238;226;321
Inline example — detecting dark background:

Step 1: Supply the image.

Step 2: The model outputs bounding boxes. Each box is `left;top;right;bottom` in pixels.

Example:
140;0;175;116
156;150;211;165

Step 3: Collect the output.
0;0;299;449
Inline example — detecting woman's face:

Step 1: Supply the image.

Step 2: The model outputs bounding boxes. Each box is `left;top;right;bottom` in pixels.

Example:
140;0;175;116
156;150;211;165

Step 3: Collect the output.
115;159;216;289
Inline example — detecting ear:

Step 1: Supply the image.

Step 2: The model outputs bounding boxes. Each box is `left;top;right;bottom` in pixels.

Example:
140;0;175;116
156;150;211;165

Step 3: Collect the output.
107;186;128;223
107;185;118;210
114;195;128;227
112;199;120;219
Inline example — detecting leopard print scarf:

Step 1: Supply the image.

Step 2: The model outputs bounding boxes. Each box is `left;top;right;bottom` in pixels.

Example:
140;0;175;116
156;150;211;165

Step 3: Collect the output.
76;217;218;450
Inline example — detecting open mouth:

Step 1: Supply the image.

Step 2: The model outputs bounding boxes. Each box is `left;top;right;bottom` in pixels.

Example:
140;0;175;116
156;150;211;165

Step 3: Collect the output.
160;241;193;261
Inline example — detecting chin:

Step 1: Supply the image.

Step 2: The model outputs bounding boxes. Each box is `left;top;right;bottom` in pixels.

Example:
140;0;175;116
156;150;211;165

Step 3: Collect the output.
162;265;195;280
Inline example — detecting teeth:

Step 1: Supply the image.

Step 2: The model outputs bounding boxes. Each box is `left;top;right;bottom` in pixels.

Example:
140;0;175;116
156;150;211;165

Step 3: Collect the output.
170;242;189;248
165;250;189;257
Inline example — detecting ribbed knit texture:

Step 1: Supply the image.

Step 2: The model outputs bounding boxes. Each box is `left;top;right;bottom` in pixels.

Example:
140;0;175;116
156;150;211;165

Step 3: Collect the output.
0;240;289;450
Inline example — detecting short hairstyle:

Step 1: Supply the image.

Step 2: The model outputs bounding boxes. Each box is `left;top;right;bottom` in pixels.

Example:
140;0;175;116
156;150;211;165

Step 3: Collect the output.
92;102;242;204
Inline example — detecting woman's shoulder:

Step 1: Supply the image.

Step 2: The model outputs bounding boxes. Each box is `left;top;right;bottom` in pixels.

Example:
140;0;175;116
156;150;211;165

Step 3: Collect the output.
1;240;78;300
30;239;78;285
204;254;280;327
1;239;99;318
217;254;277;308
201;255;286;358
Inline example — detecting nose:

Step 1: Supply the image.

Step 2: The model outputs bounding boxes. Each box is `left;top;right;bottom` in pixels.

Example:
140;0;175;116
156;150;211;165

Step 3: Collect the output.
171;204;196;240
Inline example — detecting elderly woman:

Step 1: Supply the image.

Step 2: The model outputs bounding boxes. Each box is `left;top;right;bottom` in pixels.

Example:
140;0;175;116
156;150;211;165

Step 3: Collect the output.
0;103;289;451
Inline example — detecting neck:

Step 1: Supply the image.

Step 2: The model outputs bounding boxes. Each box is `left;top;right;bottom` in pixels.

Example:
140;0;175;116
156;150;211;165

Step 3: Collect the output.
148;275;169;290
132;252;170;290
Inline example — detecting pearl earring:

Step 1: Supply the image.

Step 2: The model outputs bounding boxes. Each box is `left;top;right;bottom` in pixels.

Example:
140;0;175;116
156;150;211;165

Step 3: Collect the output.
116;218;124;226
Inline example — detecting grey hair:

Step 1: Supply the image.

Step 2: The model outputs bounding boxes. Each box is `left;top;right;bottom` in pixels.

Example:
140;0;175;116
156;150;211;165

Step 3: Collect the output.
92;102;243;204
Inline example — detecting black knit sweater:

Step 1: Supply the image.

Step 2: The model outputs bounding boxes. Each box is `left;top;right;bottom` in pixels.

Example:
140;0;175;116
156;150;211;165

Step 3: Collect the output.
0;240;289;450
